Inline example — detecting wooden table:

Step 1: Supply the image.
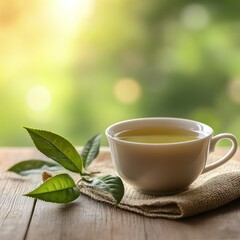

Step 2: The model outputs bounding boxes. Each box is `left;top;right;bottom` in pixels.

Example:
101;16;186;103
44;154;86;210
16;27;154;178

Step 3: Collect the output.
1;147;240;240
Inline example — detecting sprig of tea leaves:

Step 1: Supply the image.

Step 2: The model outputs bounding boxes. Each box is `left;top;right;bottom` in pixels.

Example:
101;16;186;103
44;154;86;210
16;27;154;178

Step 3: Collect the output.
8;127;124;204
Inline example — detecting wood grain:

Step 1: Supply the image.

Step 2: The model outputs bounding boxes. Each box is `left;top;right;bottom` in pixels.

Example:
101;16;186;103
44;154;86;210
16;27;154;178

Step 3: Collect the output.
25;195;240;240
0;173;36;240
0;147;240;240
0;148;41;240
25;195;148;240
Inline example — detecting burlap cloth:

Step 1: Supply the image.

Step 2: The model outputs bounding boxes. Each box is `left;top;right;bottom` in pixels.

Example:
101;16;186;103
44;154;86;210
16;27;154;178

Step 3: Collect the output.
79;149;240;219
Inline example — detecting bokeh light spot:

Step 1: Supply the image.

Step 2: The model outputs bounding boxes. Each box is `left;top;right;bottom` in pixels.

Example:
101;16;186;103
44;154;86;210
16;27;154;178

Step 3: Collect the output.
54;0;94;21
180;4;209;30
228;78;240;104
114;78;141;104
26;86;52;111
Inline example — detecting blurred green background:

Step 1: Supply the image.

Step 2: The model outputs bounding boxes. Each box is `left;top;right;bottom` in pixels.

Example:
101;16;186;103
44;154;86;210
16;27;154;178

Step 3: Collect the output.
0;0;239;146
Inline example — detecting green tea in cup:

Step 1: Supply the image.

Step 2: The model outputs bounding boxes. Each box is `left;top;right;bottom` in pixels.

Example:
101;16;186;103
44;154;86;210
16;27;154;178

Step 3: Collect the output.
115;126;203;144
106;117;238;195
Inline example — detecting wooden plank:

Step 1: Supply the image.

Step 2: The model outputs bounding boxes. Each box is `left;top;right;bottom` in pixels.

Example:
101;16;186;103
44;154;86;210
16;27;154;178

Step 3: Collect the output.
0;147;47;171
0;173;36;240
25;195;147;240
0;148;42;240
25;147;240;240
142;198;240;240
24;148;148;240
1;147;240;240
25;195;240;240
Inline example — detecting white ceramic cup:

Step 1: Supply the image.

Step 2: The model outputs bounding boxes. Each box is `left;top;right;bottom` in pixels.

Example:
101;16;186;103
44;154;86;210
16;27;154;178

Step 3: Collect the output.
106;118;238;195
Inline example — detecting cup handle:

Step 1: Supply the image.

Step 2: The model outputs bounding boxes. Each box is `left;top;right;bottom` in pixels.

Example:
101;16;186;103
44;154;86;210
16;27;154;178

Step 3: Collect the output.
202;133;238;174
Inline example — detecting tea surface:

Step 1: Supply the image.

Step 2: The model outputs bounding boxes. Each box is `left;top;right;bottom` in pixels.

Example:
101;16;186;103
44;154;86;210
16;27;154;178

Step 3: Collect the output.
115;126;203;143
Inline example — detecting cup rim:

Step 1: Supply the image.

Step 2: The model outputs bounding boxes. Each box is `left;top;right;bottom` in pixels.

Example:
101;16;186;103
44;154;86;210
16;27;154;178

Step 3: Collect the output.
105;117;213;146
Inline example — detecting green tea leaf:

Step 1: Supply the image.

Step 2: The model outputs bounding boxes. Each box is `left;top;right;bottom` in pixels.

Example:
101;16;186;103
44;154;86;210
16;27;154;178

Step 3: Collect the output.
24;127;82;173
81;133;101;168
85;174;124;204
8;159;60;176
24;173;80;203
